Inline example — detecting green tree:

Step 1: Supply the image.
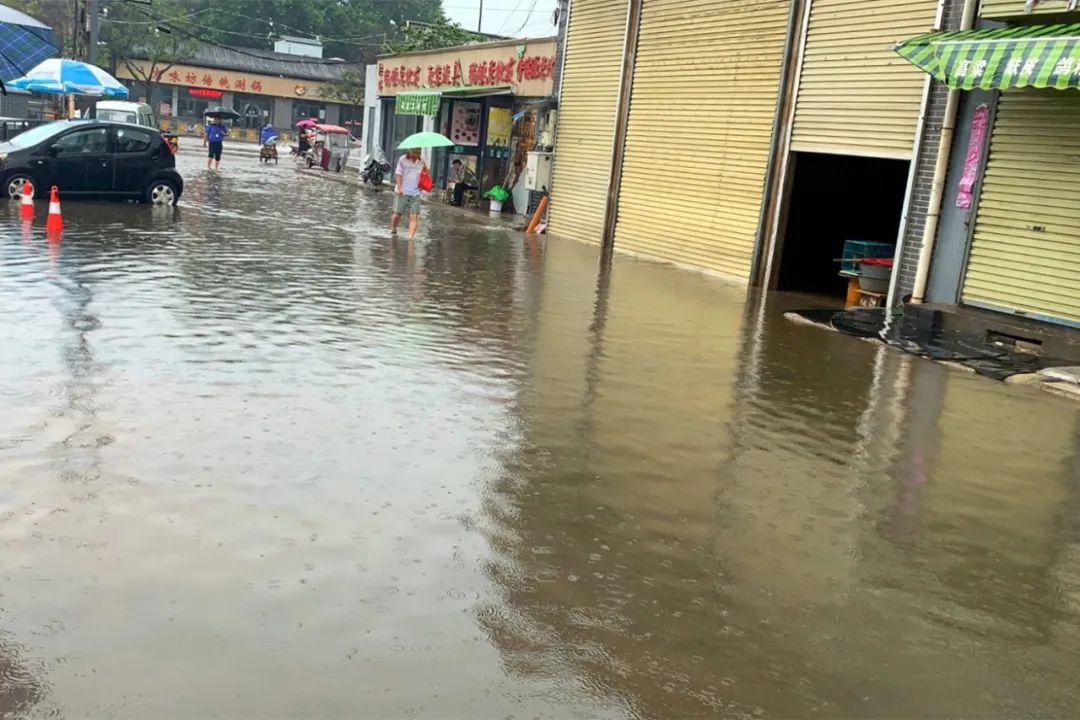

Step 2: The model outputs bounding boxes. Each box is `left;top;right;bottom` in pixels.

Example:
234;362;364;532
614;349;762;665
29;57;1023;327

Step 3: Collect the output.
318;69;364;113
188;0;446;62
101;0;198;104
382;17;483;54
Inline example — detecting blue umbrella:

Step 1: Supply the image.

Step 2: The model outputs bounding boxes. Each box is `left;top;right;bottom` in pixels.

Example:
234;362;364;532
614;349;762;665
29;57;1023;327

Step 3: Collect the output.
0;4;58;84
9;58;128;97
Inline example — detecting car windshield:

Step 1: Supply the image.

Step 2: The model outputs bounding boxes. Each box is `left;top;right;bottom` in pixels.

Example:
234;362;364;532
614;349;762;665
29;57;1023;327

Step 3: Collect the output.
5;122;73;149
98;109;138;124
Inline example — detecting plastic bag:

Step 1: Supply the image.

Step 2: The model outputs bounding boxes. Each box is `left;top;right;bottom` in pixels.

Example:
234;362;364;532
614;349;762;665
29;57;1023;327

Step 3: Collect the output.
418;167;433;193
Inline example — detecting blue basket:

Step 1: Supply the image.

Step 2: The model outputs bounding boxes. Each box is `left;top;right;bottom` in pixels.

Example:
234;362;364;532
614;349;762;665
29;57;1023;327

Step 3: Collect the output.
841;240;894;275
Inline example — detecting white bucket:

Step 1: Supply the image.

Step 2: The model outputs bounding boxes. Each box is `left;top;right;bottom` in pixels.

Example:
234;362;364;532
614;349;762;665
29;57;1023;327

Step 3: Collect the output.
489;199;503;215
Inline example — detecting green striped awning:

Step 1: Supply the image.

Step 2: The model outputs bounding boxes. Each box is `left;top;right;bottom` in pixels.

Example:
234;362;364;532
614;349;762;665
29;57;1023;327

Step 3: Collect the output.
896;23;1080;91
395;91;441;117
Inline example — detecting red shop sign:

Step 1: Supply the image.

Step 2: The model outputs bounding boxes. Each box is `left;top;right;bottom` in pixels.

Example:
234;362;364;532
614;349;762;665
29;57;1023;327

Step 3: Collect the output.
187;87;223;99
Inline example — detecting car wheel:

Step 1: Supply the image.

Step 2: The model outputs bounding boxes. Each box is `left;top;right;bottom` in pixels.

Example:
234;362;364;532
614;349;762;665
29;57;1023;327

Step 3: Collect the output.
146;179;178;206
6;173;35;200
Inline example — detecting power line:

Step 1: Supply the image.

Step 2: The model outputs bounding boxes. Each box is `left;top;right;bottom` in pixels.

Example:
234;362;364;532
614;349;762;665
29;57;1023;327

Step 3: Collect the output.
508;0;544;36
494;0;527;35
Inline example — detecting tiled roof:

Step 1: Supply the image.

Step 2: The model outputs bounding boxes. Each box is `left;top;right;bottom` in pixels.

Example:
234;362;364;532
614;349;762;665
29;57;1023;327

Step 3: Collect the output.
136;42;361;82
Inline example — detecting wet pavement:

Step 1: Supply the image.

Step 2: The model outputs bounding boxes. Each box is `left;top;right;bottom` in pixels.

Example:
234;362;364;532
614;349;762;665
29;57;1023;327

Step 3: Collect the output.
1;152;1080;718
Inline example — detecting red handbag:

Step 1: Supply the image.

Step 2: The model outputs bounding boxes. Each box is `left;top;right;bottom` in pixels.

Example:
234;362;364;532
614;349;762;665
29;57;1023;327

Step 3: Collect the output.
418;167;433;192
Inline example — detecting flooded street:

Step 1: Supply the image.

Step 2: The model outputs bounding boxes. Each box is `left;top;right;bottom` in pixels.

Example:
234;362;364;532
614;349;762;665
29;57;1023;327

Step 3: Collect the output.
2;152;1079;718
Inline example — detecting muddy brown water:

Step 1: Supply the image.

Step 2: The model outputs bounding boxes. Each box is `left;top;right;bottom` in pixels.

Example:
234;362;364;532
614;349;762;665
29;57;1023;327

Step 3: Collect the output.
1;153;1079;718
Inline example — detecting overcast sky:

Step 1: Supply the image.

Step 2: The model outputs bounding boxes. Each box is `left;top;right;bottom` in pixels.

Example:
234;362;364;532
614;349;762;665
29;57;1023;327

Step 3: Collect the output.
443;0;559;39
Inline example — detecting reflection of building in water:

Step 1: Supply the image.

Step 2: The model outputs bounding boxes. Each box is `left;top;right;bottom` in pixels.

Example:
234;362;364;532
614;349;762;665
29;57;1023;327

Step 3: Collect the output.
479;247;1080;716
0;634;50;715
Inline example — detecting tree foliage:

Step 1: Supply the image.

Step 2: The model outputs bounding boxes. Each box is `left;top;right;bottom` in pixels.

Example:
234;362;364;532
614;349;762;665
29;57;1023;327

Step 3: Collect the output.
100;0;198;90
185;0;447;63
382;18;483;55
318;70;365;109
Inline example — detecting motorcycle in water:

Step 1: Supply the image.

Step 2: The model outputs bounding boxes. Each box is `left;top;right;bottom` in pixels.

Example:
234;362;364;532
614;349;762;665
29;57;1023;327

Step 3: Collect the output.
360;151;391;186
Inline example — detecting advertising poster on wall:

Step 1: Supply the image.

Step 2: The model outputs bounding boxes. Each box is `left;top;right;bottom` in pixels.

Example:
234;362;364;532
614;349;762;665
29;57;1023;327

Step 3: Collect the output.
486;107;512;147
451;102;481;146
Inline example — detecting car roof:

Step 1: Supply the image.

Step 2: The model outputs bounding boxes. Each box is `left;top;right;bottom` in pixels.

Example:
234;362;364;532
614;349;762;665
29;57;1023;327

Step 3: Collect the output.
97;101;152;110
55;119;161;131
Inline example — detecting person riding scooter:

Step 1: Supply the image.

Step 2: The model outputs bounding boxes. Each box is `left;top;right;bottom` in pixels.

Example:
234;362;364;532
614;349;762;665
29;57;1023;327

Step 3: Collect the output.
260;121;278;147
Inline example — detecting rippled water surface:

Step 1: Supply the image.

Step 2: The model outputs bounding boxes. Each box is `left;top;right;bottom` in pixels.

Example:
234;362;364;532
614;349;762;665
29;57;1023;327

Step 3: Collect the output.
1;152;1079;718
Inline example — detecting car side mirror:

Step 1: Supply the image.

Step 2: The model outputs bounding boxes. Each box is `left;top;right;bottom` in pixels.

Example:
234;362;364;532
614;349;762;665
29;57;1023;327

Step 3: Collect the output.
47;145;62;157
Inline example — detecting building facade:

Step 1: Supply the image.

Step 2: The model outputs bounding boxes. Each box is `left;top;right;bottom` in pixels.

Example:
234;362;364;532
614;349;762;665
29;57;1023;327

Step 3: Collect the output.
550;0;1080;331
377;38;557;215
550;0;945;289
118;41;364;141
895;1;1080;329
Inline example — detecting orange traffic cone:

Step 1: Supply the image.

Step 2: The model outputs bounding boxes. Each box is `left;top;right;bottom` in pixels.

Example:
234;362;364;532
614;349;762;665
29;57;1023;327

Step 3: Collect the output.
19;182;33;222
45;185;62;237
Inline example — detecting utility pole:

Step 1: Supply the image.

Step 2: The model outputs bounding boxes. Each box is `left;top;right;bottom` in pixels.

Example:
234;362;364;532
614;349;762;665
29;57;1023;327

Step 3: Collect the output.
477;0;484;33
86;0;100;118
72;0;81;59
87;0;100;65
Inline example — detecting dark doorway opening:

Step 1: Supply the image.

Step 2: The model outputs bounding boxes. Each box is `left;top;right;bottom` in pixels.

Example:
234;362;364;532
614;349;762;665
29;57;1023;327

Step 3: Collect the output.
776;152;909;297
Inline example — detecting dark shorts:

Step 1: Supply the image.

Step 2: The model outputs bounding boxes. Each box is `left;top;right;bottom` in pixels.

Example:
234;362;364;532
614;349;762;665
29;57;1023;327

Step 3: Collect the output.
208;141;223;161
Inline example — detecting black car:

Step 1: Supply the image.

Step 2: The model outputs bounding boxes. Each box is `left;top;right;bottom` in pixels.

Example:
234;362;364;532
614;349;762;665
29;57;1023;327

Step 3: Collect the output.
0;120;183;205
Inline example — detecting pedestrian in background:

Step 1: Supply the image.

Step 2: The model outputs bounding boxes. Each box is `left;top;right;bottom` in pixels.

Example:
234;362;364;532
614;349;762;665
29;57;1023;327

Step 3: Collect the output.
391;148;425;239
206;117;228;171
448;158;478;206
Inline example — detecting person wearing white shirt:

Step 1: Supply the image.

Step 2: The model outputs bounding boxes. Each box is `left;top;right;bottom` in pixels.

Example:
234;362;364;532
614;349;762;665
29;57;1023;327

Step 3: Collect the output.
391;149;426;239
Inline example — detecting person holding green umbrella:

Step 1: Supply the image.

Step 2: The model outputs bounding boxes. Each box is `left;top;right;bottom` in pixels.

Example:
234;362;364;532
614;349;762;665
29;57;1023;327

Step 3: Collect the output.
391;132;453;239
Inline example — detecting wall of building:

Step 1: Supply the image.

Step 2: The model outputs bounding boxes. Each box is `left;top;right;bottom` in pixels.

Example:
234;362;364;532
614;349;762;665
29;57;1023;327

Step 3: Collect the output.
361;64;381;156
377;37;558;98
273;97;293;129
117;63;333;103
923;87;997;304
323;104;340;126
894;8;994;300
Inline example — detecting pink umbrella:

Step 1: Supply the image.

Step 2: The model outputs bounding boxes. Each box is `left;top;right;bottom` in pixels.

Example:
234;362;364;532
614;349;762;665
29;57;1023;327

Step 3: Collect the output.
295;118;318;129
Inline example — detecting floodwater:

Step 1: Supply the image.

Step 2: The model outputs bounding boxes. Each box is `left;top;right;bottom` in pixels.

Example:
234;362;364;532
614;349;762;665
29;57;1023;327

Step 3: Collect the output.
1;151;1079;719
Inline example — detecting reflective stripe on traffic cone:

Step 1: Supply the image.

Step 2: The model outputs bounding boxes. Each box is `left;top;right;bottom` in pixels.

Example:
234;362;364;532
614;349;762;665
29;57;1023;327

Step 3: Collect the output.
45;185;62;235
19;182;33;222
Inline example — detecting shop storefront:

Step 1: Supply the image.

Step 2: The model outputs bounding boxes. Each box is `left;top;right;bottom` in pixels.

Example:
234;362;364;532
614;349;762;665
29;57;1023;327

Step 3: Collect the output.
118;42;362;141
378;38;557;213
898;20;1080;328
548;0;795;279
547;0;628;242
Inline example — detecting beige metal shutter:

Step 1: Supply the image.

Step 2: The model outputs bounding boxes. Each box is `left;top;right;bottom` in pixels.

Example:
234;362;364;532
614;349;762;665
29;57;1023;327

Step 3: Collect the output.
791;0;938;158
962;90;1080;326
612;0;790;280
548;0;628;243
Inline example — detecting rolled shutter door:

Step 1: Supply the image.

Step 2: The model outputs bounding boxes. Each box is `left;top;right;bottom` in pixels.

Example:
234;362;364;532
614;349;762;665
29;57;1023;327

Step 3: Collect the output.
791;0;938;158
548;0;629;243
612;0;790;279
962;90;1080;326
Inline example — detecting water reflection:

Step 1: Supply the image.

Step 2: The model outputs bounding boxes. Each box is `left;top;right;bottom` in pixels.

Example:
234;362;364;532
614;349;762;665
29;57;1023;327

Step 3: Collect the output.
483;240;1080;717
0;154;1078;717
0;633;49;719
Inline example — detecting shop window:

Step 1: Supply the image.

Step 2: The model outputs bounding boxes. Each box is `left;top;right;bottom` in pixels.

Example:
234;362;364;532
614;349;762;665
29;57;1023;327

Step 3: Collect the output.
177;98;209;120
235;94;272;129
293;101;325;125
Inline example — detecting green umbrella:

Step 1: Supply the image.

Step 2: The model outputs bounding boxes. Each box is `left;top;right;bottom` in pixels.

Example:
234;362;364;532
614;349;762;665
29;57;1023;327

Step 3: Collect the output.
397;131;454;150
